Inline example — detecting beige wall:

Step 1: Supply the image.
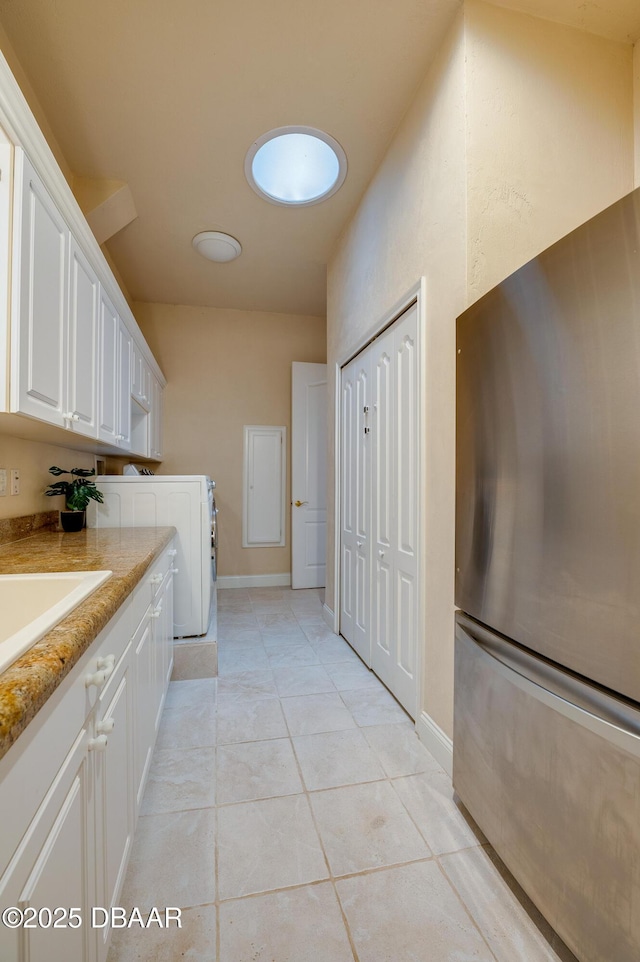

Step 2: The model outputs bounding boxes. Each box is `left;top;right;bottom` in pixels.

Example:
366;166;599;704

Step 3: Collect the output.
327;0;635;741
0;433;97;519
466;0;634;301
327;12;467;738
134;303;326;579
0;23;72;186
635;41;640;187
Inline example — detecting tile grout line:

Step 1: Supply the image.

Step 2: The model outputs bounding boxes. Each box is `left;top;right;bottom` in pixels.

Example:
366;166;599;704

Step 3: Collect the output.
432;856;502;962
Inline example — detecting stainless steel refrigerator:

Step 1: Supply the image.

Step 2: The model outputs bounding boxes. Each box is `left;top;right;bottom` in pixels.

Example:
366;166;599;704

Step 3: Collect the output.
455;188;640;962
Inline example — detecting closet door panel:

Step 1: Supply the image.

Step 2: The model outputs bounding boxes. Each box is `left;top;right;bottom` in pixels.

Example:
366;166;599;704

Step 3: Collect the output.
340;367;356;643
340;351;371;665
396;321;418;559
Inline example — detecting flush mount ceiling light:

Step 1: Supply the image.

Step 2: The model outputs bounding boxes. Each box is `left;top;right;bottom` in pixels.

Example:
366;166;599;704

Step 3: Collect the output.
245;126;347;207
192;230;242;263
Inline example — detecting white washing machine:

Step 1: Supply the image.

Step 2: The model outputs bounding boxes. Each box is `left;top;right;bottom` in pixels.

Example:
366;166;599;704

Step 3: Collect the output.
88;475;216;637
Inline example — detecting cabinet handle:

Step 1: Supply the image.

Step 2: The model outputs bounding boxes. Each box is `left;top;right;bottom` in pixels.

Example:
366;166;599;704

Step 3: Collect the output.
116;434;125;441
96;718;115;735
149;573;163;585
63;412;80;422
85;668;108;688
150;605;163;619
85;655;115;689
168;549;177;557
88;735;108;752
170;567;179;574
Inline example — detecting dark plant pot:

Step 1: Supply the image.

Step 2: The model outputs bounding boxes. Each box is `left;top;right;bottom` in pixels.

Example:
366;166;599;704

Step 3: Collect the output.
60;510;85;532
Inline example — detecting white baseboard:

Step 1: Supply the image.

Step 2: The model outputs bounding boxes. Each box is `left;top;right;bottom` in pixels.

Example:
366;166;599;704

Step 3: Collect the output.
322;603;335;630
217;573;291;590
417;710;453;777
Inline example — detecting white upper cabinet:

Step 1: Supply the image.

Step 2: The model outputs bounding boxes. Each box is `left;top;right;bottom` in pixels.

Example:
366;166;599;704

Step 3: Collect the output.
98;287;119;445
67;236;99;436
2;140;165;458
149;373;164;461
117;317;132;449
11;149;69;427
131;339;151;411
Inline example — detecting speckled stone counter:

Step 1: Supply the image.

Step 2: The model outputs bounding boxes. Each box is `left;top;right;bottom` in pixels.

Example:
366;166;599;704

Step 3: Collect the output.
0;526;175;760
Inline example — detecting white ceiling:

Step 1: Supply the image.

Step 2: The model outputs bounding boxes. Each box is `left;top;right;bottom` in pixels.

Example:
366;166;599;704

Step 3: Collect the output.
0;0;638;317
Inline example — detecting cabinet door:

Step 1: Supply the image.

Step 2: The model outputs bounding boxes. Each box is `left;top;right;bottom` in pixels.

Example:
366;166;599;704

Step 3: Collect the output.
149;374;164;460
11;149;68;426
133;613;155;812
131;338;143;403
117;317;132;449
94;666;134;962
131;341;151;411
0;730;95;962
164;568;175;687
67;237;98;437
152;568;174;732
98;288;119;444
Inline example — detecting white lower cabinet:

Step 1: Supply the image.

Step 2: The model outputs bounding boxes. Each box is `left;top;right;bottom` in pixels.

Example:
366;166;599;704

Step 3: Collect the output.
0;541;175;962
94;655;134;962
0;729;94;962
133;614;155;812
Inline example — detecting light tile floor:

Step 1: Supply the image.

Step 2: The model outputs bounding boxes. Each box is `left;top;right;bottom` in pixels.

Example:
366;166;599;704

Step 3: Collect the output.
108;586;577;962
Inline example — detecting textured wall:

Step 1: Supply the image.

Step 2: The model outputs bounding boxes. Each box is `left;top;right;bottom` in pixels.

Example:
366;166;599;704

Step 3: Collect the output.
327;0;634;741
327;12;467;738
466;0;634;301
135;302;326;579
0;433;97;520
635;41;640;187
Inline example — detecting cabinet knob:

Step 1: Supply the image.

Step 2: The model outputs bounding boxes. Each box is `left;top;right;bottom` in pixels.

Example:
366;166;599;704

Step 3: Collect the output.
378;550;385;558
88;735;108;752
168;548;178;557
85;655;115;688
96;718;115;735
170;567;179;575
149;573;163;585
116;434;125;441
85;668;108;689
356;540;363;548
150;605;163;619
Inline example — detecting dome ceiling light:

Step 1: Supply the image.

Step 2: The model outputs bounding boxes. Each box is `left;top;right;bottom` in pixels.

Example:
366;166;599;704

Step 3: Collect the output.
245;126;347;207
192;230;242;263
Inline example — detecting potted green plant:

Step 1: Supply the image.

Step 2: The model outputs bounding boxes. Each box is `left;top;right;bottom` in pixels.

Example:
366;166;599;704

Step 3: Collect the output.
45;466;104;532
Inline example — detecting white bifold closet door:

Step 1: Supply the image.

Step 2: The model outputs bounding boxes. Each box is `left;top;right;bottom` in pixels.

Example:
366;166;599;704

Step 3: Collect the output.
340;349;372;664
340;303;418;718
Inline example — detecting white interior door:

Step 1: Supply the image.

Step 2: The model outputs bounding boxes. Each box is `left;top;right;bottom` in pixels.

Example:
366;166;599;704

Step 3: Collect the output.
291;362;328;588
339;302;419;716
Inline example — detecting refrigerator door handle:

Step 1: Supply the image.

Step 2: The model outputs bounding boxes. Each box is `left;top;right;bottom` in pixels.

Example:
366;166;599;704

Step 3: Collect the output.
457;612;640;747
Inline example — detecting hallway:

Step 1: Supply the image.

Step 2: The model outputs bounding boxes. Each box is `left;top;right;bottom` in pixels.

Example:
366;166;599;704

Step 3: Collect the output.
108;587;575;962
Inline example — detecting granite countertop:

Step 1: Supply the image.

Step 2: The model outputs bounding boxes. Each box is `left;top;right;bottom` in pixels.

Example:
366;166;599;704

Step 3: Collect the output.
0;526;176;760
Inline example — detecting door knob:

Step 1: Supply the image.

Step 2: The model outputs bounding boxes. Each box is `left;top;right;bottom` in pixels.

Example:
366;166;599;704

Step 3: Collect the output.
294;500;308;507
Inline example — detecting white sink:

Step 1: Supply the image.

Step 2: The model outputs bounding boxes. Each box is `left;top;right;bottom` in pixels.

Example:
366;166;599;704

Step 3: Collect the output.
0;570;113;674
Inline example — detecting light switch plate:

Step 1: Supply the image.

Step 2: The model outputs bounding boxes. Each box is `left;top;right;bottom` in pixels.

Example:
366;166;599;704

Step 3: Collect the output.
10;469;19;496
